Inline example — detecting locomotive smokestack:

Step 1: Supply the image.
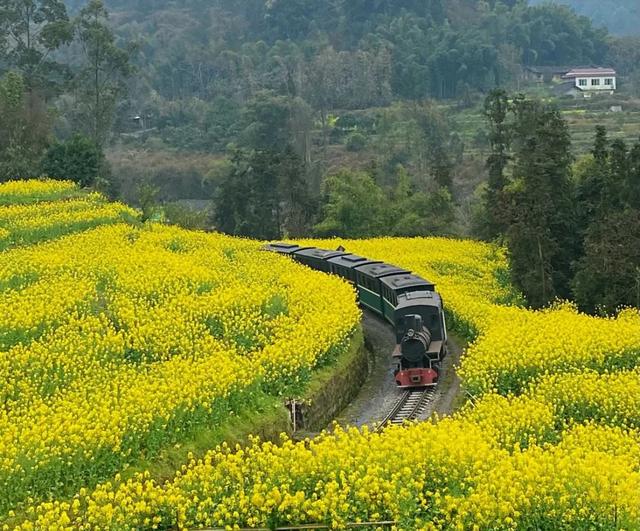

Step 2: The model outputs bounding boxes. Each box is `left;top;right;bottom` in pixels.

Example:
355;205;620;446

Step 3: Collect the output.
401;314;432;364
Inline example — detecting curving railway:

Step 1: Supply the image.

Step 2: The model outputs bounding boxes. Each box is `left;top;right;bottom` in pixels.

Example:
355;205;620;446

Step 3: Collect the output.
265;243;464;430
265;242;449;389
377;388;435;430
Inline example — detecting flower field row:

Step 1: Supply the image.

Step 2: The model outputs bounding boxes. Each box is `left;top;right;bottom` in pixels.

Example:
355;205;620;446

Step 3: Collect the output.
23;236;633;530
0;183;360;521
4;182;640;529
18;422;640;530
0;189;135;252
0;180;80;206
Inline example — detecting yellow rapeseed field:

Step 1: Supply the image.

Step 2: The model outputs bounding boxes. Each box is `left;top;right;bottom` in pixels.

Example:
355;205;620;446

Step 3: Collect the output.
0;181;359;524
3;181;640;530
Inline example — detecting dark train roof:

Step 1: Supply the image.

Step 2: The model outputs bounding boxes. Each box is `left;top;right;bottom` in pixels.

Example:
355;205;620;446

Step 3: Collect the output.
293;247;349;261
327;254;381;269
355;262;410;279
263;242;312;255
380;274;435;292
396;290;442;309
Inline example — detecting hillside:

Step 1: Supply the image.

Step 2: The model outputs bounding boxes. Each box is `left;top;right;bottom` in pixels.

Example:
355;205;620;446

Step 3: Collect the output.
530;0;640;36
2;0;640;241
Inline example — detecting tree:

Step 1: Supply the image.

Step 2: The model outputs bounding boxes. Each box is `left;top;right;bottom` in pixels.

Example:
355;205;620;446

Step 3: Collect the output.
505;97;577;308
40;134;104;187
626;138;640;210
0;0;73;93
608;139;629;210
576;129;631;235
315;171;389;238
214;146;312;239
214;89;314;239
573;211;640;314
482;89;511;239
74;0;134;147
239;90;312;159
391;168;455;237
214;149;255;238
0;71;51;181
576;126;609;233
277;145;315;237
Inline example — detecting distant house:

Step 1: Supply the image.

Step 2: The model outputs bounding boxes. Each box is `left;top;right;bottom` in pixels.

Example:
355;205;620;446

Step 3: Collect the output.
522;66;617;98
562;68;617;95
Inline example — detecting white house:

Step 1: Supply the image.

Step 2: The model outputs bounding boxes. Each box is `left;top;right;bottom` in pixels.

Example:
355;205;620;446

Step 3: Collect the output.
562;68;617;95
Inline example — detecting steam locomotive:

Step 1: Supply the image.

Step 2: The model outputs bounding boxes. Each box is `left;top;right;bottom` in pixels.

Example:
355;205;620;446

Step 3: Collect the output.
264;243;448;388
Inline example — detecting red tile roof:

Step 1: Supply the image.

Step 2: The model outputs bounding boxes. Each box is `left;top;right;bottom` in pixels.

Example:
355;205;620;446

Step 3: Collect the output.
563;68;616;78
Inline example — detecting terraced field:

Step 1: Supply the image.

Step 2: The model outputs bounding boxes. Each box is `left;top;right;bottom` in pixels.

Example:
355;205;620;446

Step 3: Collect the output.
453;98;640;156
3;180;640;530
0;180;360;529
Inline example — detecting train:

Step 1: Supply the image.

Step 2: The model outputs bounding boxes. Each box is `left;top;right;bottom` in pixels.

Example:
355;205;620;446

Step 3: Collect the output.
264;243;448;388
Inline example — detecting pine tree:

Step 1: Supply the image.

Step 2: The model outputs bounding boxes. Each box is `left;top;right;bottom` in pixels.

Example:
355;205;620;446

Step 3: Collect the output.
576;126;608;231
482;89;511;239
573;211;640;314
506;97;577;307
607;139;628;212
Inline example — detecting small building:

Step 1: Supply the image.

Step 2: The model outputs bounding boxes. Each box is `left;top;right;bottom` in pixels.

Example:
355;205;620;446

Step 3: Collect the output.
562;68;617;95
522;66;573;84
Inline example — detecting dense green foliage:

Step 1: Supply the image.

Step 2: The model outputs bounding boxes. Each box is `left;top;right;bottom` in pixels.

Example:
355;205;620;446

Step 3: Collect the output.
94;0;610;127
482;92;640;313
0;72;52;181
482;94;577;307
573;130;640;313
0;0;132;187
41;134;105;187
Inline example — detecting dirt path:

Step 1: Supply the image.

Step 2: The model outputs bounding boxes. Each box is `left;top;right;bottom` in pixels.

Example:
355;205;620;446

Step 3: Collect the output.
334;312;465;428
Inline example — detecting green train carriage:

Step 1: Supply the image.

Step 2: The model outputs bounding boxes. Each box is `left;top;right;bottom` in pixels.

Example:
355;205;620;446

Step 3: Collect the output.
263;243;448;388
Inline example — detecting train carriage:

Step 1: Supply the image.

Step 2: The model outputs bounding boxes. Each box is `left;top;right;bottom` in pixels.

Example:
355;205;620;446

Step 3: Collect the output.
264;243;448;389
263;242;311;256
379;274;435;324
291;247;349;273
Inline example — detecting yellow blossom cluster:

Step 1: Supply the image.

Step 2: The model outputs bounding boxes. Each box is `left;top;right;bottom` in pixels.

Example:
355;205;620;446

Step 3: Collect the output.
0;188;359;519
16;423;640;530
0;179;79;206
0;179;135;250
5;188;640;529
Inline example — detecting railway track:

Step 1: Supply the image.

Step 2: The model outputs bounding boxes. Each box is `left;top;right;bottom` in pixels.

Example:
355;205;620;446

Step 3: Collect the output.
377;388;434;431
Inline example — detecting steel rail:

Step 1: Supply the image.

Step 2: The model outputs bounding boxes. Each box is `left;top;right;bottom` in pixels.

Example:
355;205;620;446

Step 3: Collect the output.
376;388;432;432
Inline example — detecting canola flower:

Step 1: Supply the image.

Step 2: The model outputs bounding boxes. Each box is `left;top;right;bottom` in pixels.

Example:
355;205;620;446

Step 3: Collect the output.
0;179;79;206
16;423;640;530
0;192;135;251
5;183;640;529
0;188;359;518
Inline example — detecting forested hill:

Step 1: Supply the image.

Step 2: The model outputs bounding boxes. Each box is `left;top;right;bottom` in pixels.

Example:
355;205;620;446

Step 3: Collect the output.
530;0;640;36
90;0;610;107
